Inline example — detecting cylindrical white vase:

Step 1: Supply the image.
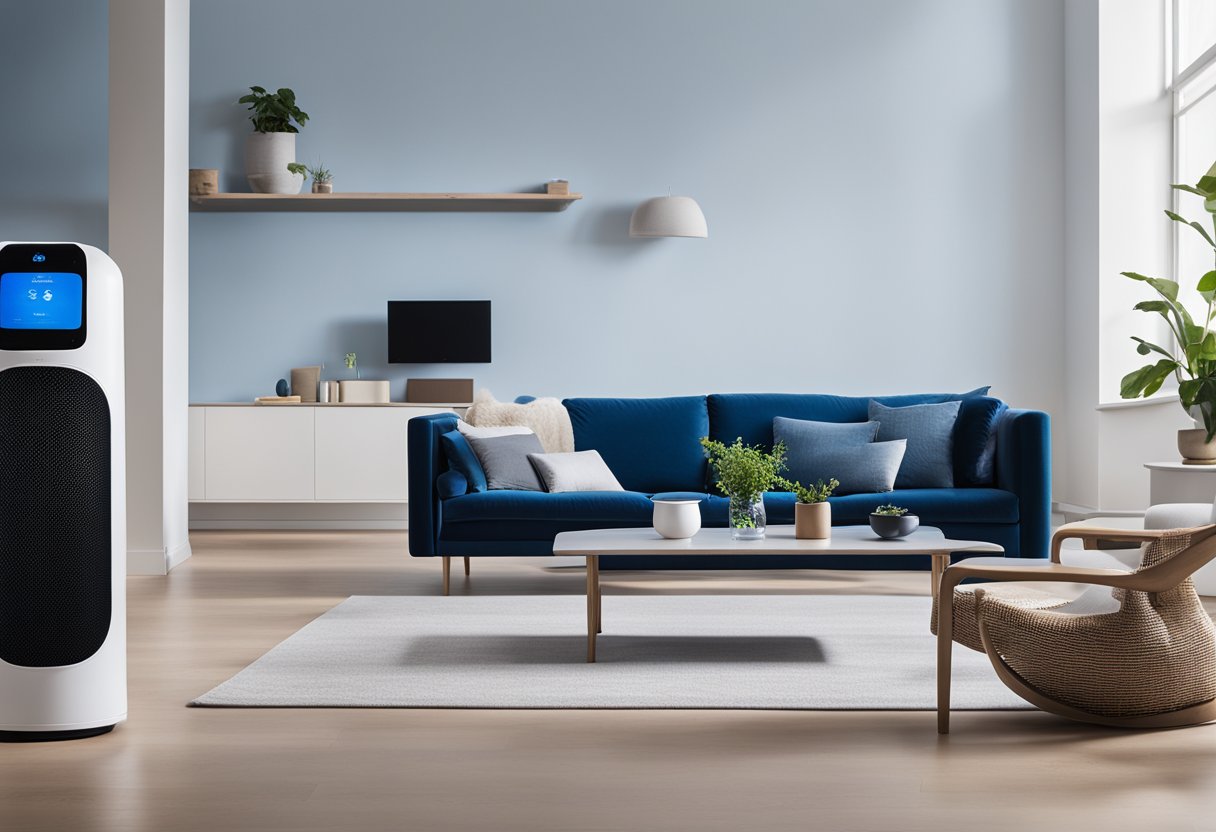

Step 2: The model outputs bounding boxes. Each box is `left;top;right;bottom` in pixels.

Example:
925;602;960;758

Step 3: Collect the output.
245;132;298;193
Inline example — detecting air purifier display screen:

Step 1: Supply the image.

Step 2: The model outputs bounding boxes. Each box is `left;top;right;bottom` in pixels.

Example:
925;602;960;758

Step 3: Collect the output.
0;273;84;329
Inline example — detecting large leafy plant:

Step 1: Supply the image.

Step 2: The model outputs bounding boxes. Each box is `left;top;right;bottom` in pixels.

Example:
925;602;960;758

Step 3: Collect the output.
699;437;787;503
237;86;309;134
1121;161;1216;440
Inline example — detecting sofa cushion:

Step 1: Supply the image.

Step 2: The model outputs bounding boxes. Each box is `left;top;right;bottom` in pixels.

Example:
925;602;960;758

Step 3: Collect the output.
441;490;656;541
869;400;961;489
464;433;546;491
707;388;989;448
563;395;709;492
651;487;1018;526
954;396;1007;485
528;450;624;493
441;430;487;493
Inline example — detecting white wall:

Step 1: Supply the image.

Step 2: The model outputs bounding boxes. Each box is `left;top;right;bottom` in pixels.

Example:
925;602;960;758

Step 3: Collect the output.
110;0;191;574
187;0;1068;452
1062;0;1195;513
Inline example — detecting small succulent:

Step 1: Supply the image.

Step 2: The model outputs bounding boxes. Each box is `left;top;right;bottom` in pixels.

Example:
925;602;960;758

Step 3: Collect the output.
287;161;332;183
873;504;910;516
779;477;838;504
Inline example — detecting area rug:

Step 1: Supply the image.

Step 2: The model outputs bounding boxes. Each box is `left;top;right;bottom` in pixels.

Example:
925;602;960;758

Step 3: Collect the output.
192;594;1030;710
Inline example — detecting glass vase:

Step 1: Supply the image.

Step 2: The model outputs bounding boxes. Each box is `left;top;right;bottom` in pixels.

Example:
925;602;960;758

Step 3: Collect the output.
728;494;766;540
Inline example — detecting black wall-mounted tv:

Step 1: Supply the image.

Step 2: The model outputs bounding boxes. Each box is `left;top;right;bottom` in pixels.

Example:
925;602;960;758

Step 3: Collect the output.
387;300;491;363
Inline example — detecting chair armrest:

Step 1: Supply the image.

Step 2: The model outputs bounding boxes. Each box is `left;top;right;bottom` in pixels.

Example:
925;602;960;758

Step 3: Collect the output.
1050;527;1166;563
941;558;1136;596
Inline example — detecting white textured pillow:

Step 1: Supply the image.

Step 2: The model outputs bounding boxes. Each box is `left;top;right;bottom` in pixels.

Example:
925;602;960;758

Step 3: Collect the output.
456;420;533;440
528;450;623;493
464;390;575;453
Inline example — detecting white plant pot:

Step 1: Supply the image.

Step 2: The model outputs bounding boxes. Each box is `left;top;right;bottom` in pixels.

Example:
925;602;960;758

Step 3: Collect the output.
248;172;304;195
652;499;701;540
245;132;297;192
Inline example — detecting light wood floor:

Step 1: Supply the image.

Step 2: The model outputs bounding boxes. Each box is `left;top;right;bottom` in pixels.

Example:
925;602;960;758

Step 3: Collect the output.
2;531;1216;832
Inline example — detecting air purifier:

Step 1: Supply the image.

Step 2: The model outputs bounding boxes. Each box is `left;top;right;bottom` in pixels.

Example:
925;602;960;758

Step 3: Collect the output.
0;242;126;741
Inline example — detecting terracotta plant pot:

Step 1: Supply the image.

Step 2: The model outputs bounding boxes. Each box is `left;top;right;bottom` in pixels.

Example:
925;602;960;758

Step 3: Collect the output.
794;501;831;540
1178;428;1216;465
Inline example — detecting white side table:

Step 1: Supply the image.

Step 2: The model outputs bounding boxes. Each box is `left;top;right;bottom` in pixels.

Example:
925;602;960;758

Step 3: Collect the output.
1144;461;1216;505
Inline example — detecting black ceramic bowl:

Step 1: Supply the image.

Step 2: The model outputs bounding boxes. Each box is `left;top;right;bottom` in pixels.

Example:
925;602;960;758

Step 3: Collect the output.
869;513;920;539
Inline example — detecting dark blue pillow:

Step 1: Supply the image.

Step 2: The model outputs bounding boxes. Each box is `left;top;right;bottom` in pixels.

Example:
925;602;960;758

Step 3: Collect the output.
441;430;487;493
436;470;469;500
954;397;1007;486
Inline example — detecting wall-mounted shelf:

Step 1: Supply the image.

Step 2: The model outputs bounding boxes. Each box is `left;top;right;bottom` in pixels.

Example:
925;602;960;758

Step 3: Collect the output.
189;191;582;213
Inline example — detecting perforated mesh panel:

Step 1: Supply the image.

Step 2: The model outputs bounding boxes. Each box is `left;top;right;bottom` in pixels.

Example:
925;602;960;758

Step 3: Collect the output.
0;366;111;667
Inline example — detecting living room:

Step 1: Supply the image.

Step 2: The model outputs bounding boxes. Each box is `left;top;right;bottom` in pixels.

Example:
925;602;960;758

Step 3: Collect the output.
3;0;1215;829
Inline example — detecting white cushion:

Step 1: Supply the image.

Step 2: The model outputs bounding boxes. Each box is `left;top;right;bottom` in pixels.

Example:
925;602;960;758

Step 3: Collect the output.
527;450;623;493
456;419;533;440
463;390;575;453
1143;503;1213;530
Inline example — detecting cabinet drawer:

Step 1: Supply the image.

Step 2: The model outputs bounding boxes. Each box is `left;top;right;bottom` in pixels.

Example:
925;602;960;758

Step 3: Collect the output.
314;408;412;501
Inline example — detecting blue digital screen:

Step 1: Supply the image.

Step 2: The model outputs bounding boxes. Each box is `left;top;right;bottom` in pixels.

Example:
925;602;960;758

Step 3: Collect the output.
0;273;83;330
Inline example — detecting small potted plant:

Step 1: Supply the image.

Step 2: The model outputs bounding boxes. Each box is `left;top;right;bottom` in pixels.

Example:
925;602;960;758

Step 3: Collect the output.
779;477;839;539
238;86;309;193
289;161;334;194
699;437;787;540
870;504;919;539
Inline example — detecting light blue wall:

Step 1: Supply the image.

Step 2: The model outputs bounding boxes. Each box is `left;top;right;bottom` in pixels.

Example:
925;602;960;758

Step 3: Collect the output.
190;0;1065;413
0;0;107;248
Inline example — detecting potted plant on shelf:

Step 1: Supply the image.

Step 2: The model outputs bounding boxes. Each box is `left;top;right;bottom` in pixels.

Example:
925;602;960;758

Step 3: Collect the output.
869;504;919;539
289;162;334;194
1120;160;1216;463
699;437;786;540
237;86;309;194
778;477;839;540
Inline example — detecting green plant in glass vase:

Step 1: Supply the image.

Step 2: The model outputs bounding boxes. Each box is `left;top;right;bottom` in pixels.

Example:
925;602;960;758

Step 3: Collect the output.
699;437;786;539
1121;161;1216;457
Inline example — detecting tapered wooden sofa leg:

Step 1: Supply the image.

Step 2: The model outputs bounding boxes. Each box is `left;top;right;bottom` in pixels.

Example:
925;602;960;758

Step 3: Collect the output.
464;556;470;577
442;556;451;596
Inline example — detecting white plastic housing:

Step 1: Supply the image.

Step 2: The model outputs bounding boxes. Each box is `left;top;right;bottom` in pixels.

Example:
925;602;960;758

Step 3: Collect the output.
0;242;126;735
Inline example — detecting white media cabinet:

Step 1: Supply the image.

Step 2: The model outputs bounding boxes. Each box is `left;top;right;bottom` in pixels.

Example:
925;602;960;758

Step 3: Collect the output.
188;403;465;529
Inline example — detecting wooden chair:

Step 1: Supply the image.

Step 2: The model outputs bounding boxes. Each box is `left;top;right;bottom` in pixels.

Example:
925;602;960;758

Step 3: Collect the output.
934;524;1216;733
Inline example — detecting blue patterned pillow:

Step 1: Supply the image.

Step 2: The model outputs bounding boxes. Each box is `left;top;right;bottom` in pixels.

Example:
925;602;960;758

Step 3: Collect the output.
868;400;961;489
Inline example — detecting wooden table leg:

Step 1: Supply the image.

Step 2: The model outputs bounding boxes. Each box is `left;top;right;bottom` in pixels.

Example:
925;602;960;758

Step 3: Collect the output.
594;556;602;634
937;579;954;734
930;553;947;601
586;555;598;663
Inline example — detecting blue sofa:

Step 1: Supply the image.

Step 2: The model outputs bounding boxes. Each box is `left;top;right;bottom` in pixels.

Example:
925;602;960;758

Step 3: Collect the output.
407;392;1051;570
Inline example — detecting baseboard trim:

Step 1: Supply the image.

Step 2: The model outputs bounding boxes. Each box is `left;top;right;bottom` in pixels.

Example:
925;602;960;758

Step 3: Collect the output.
1053;501;1145;519
189;519;407;531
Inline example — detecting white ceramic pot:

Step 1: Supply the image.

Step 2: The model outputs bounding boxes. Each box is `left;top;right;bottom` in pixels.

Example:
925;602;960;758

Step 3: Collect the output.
248;172;304;195
652;499;701;540
245;132;298;192
1178;428;1216;464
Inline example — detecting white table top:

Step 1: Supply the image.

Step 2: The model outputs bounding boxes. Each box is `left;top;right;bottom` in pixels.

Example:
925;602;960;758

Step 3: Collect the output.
1144;461;1216;472
552;525;1004;557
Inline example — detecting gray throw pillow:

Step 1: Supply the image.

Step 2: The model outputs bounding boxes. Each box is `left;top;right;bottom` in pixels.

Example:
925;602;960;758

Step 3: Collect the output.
773;417;904;494
774;418;879;485
868;399;961;488
464;433;546;491
528;450;624;493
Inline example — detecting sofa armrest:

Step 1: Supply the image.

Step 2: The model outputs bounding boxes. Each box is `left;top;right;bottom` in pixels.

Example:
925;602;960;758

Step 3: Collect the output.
995;408;1051;558
407;412;460;556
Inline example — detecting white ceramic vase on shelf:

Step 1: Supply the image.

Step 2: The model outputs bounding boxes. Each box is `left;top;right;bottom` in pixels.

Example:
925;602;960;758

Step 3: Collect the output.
245;132;298;193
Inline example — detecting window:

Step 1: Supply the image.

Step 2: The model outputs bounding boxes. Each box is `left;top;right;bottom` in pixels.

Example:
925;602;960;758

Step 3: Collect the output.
1172;1;1216;289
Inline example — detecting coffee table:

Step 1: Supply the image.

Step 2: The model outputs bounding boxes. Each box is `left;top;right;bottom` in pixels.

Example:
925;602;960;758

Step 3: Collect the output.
552;525;1004;662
